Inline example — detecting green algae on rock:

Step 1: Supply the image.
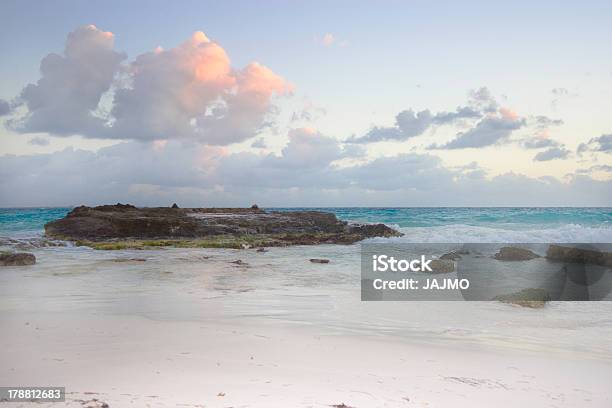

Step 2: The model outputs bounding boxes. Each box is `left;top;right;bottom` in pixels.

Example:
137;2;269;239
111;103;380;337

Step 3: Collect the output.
493;288;551;308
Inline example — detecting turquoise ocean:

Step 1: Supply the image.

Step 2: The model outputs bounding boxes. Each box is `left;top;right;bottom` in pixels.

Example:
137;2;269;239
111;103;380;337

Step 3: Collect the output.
1;207;611;242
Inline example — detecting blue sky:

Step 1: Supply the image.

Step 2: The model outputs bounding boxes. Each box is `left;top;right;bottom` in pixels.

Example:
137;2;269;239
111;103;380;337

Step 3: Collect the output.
0;0;610;206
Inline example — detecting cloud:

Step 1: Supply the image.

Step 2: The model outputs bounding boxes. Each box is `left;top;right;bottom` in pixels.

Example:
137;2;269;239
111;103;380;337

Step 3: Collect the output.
467;87;498;113
348;106;481;144
433;109;525;149
577;134;612;154
348;109;432;143
431;106;481;124
0;99;10;116
550;87;577;109
1;135;610;207
316;33;347;47
531;115;563;129
273;128;346;168
534;147;570;161
347;87;563;150
8;26;291;145
251;138;266;148
576;164;612;175
551;88;569;96
322;33;335;47
517;115;565;151
348;87;519;145
10;25;126;136
523;138;560;149
28;136;50;146
290;100;326;123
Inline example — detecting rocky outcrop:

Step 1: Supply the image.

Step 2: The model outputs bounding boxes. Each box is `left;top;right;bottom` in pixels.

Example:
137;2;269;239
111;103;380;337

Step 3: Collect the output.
493;246;540;261
546;245;612;267
44;204;402;249
0;252;36;266
493;288;551;308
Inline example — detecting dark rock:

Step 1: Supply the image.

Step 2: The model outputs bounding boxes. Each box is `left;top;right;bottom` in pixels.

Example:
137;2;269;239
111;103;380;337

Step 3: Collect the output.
546;244;612;267
310;258;330;264
493;246;540;261
44;204;402;248
256;248;268;252
230;259;247;265
0;252;36;266
493;288;551;308
171;203;179;209
251;204;259;209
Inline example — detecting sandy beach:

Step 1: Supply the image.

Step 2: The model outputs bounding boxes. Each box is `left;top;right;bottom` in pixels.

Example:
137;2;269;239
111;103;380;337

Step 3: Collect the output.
3;311;612;408
1;244;611;407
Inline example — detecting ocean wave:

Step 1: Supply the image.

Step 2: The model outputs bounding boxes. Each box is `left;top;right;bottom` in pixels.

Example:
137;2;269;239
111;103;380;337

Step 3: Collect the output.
0;235;68;250
376;223;612;243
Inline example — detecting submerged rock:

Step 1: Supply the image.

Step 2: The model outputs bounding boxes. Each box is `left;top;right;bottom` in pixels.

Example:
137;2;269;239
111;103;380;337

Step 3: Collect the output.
546;244;612;267
44;204;402;249
310;258;330;264
493;288;551;308
493;246;540;261
440;249;469;261
427;259;455;273
0;252;36;266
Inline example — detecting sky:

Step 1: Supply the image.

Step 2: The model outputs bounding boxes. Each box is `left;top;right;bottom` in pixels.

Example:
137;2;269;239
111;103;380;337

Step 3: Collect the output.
0;0;611;207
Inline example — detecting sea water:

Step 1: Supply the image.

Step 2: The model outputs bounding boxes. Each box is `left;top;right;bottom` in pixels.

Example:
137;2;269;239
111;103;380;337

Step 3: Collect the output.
1;207;612;360
2;207;611;241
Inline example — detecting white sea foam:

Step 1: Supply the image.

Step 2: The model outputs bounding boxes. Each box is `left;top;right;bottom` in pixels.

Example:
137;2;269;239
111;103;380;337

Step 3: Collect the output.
375;223;612;243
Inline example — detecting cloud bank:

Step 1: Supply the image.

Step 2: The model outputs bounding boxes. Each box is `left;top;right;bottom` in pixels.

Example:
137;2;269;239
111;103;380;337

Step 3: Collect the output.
1;129;610;207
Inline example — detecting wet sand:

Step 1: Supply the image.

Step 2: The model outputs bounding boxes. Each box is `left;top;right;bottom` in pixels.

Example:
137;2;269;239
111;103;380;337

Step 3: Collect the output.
1;245;611;407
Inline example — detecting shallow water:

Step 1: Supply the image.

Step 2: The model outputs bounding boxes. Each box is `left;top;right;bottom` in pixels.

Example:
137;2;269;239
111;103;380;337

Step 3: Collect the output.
1;207;612;361
1;243;611;361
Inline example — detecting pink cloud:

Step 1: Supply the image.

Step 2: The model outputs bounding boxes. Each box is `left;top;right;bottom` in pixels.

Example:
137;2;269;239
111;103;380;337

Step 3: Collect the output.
11;26;291;145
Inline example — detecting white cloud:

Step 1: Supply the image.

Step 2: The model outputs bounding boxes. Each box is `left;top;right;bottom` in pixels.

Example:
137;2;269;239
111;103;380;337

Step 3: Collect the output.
7;26;291;145
251;138;267;149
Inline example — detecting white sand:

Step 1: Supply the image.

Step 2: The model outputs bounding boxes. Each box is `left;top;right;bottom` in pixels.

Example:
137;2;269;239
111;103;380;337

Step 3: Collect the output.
2;311;611;407
1;245;611;407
